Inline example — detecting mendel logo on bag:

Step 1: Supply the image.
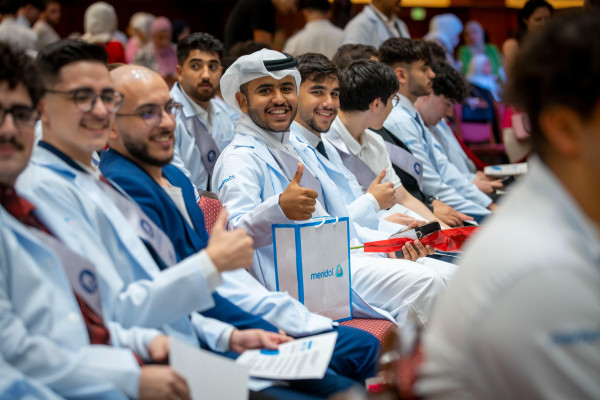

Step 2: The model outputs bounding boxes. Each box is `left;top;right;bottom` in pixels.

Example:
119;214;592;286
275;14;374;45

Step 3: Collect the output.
311;264;344;280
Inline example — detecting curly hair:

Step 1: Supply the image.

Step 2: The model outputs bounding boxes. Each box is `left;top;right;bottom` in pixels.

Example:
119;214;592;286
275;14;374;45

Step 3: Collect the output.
0;43;44;105
430;60;467;103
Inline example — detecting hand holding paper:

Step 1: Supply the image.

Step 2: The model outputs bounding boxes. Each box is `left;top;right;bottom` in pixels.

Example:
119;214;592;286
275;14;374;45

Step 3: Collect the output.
229;329;294;354
139;365;191;400
279;163;318;220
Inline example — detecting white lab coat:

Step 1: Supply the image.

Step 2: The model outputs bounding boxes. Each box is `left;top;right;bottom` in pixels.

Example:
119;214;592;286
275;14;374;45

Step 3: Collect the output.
429;120;477;180
0;354;62;399
384;95;491;215
19;145;333;341
418;157;600;399
17;145;232;349
213;120;451;327
0;205;153;399
342;5;410;48
170;83;236;190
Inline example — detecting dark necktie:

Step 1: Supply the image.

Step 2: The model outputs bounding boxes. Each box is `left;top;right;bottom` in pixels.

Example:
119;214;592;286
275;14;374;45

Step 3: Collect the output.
316;140;329;160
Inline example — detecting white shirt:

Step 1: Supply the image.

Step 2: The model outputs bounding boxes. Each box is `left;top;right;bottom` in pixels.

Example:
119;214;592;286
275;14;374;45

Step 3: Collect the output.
343;5;410;48
418;157;600;399
330;116;402;190
283;19;344;59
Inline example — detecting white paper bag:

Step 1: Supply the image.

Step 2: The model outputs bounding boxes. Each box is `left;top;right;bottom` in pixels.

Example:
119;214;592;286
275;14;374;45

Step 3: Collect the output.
273;217;352;321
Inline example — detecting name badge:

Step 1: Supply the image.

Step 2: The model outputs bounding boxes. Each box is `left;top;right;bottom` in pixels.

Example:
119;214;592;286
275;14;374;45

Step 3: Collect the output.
28;228;104;317
384;141;424;191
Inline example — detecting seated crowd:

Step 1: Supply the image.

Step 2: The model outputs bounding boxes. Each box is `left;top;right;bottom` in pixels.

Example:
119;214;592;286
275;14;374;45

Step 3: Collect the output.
0;0;599;398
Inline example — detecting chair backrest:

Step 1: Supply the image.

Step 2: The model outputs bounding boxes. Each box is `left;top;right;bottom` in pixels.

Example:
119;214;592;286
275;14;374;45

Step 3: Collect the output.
197;196;223;235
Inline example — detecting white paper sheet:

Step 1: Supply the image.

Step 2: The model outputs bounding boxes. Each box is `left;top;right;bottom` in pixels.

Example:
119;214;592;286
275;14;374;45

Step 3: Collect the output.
170;338;249;400
235;331;338;380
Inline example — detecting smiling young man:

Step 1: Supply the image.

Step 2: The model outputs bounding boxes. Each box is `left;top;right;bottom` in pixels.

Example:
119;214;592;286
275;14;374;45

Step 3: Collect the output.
0;42;191;400
100;63;380;400
170;33;235;191
213;49;454;332
414;60;503;195
380;38;496;221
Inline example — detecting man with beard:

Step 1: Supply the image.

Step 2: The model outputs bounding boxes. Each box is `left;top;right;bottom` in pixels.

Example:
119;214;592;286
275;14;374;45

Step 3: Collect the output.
33;0;61;48
100;63;381;399
380;38;496;221
213;49;452;331
171;33;235;191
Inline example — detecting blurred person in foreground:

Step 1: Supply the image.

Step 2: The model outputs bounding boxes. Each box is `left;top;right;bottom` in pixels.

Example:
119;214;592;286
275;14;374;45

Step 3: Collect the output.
419;10;600;399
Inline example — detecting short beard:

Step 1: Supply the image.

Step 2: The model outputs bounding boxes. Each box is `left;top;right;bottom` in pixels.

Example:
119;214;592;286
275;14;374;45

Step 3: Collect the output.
122;134;172;167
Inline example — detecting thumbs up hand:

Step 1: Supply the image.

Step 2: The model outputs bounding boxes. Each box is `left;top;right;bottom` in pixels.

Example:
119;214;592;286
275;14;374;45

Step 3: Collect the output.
279;163;318;220
206;209;254;271
367;169;395;209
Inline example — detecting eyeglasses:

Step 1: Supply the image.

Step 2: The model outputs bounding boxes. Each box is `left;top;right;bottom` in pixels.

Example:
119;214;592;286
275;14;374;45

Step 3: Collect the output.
0;105;39;129
116;101;183;128
391;94;400;107
46;88;123;113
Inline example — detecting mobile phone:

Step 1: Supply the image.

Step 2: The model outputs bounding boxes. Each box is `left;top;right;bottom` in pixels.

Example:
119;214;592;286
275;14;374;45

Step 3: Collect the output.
392;221;441;257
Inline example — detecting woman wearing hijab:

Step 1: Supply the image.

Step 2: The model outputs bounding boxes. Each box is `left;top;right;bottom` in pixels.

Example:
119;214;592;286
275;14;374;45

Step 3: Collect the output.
424;13;463;71
81;1;125;64
125;12;155;64
133;16;178;87
458;21;504;82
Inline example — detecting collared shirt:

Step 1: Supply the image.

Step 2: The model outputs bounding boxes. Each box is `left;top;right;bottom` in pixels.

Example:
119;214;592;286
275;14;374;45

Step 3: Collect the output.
384;94;492;215
283;19;344;59
369;5;403;38
181;86;213;132
331;116;402;189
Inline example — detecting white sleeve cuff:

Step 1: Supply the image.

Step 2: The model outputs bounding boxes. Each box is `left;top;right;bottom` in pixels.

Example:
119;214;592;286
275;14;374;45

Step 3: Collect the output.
197;250;223;292
216;327;236;352
364;192;381;212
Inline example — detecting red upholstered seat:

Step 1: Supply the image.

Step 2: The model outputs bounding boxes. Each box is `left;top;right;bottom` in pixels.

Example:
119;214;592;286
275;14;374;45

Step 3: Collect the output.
197;196;223;235
339;318;396;343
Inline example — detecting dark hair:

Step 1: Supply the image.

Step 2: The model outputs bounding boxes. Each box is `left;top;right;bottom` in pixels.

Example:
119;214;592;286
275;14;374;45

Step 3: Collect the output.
339;59;399;112
296;52;339;83
37;39;108;87
425;41;447;62
378;38;432;68
506;11;600;155
0;0;20;14
298;0;330;12
332;43;378;70
0;43;44;105
171;20;188;43
518;0;554;31
20;0;44;9
223;40;270;71
430;60;467;103
177;32;224;65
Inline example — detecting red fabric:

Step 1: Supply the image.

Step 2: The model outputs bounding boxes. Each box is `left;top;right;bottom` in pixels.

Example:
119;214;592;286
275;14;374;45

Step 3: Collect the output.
447;120;489;170
104;41;126;64
0;185;112;347
339;318;396;342
363;226;479;253
197;196;223;235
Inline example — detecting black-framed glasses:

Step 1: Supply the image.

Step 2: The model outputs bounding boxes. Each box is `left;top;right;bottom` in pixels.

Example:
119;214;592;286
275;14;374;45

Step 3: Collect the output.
46;88;123;113
391;94;400;107
0;105;39;129
116;101;183;128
